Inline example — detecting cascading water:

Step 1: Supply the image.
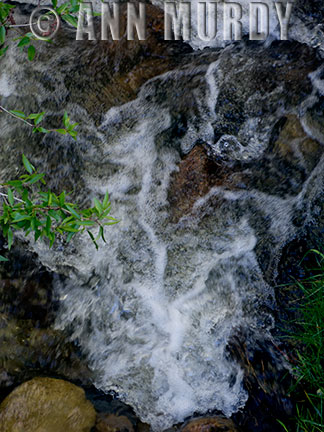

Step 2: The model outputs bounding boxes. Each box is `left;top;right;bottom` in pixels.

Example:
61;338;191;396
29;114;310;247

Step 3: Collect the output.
0;2;324;430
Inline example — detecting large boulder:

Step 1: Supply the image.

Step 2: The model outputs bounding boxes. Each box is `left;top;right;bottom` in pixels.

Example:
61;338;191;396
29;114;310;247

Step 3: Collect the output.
0;377;96;432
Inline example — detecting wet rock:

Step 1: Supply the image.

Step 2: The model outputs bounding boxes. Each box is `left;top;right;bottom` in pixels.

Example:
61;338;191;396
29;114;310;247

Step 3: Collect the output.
136;421;151;432
0;314;91;389
228;332;293;432
0;377;96;432
168;145;242;221
181;417;239;432
95;413;134;432
67;4;192;119
0;243;92;389
273;115;322;173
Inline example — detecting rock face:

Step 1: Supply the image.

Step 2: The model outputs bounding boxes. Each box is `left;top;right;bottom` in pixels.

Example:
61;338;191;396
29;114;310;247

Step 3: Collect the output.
1;3;324;432
181;417;239;432
0;377;96;432
0;243;91;390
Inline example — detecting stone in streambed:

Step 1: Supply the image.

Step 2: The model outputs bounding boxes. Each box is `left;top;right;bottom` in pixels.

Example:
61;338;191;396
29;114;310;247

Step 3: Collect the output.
95;413;134;432
0;377;96;432
181;416;239;432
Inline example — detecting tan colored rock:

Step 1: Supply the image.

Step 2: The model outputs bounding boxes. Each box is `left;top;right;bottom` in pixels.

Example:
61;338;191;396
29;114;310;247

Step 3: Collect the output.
0;377;96;432
181;416;239;432
95;413;134;432
274;115;321;171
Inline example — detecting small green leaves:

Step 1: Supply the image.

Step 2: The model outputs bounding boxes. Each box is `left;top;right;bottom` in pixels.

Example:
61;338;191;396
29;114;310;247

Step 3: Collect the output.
7;188;14;206
27;44;35;61
62;111;78;140
62;14;78;28
0;45;8;57
3;106;79;140
103;191;109;208
28;112;45;124
0;25;5;45
0;255;8;262
10;110;26;119
17;35;31;49
22;154;35;174
0;2;14;23
0;155;118;253
93;198;103;215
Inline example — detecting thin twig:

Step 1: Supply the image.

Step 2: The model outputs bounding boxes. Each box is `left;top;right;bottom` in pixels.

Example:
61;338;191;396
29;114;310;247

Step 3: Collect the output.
0;105;34;127
0;191;24;203
9;23;37;28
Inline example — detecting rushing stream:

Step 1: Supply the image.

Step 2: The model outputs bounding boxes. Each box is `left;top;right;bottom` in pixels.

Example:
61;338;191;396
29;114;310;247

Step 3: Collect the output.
0;1;324;430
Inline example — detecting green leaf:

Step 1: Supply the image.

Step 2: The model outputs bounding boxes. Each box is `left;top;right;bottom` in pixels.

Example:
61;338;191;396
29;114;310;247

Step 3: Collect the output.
55;128;67;135
68;130;77;140
93;198;102;214
60;225;79;233
87;230;98;250
6;180;22;187
103;191;109;208
22;188;29;201
10;110;26;119
66;231;75;242
0;255;8;262
12;213;31;222
65;204;81;220
49;232;55;248
100;225;106;243
63;111;69;128
17;36;31;48
59;191;65;207
56;3;69;14
48;209;60;222
75;220;95;226
22;154;34;174
34;229;41;242
62;14;78;28
0;45;8;57
7;188;14;206
7;228;13;250
101;207;111;218
0;25;5;45
47;192;52;206
34;112;45;125
36;127;49;134
52;0;58;8
25;173;45;185
27;44;35;61
103;220;119;225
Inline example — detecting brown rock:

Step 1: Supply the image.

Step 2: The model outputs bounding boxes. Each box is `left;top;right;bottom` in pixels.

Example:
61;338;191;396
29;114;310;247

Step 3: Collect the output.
61;4;192;121
0;377;96;432
95;413;134;432
181;416;238;432
168;145;241;221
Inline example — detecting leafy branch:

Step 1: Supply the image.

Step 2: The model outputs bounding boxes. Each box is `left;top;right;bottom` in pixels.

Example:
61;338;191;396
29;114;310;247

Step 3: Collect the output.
0;155;118;261
0;106;78;139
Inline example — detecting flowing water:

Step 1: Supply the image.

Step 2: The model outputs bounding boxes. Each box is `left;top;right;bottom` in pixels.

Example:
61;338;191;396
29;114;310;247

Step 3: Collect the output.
0;2;324;430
